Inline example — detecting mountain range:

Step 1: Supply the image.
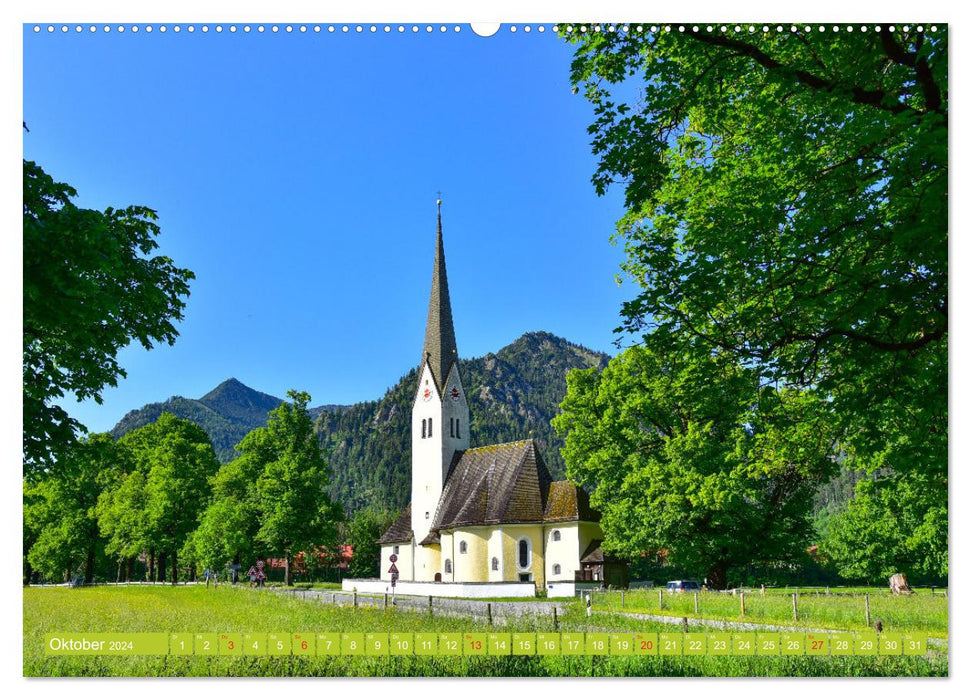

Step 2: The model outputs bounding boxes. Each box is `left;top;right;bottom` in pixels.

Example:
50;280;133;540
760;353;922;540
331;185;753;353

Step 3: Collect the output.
111;331;611;514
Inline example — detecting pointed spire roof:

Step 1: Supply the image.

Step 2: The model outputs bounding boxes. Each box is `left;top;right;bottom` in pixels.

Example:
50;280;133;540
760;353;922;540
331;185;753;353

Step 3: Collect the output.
421;200;459;390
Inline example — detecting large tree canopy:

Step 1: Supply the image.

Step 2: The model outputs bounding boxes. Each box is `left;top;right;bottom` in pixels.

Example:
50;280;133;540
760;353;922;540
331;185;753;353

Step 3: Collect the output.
98;413;219;584
24;433;127;583
186;391;343;585
553;346;837;589
564;26;947;578
23;160;194;475
252;391;343;585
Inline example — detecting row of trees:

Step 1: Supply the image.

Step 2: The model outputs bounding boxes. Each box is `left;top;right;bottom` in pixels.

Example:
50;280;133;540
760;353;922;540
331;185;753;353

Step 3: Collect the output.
556;27;947;586
24;392;366;586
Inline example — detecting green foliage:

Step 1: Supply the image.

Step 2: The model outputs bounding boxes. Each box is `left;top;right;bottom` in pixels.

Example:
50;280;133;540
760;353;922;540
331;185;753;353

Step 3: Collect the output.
182;451;265;572
553;345;837;589
318;331;608;515
24;434;126;582
186;392;343;584
563;28;947;579
98;413;219;581
252;392;343;570
822;476;947;584
345;506;397;578
23;160;194;476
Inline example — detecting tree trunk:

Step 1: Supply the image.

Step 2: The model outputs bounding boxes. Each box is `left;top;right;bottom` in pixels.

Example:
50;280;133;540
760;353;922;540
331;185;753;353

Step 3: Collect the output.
170;551;179;585
116;559;123;583
126;557;133;582
706;562;728;591
23;559;33;586
148;549;156;582
158;552;167;583
84;547;96;584
285;550;293;586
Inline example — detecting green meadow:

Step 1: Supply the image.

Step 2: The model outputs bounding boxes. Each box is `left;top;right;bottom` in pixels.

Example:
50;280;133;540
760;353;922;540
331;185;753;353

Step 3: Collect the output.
593;588;949;637
24;586;946;677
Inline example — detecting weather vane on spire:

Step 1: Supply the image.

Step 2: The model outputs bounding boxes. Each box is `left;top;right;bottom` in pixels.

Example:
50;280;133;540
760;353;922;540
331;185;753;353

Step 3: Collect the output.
436;190;442;208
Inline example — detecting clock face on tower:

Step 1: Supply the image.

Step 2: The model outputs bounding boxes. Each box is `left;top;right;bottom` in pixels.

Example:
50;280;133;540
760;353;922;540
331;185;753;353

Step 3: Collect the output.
450;386;460;401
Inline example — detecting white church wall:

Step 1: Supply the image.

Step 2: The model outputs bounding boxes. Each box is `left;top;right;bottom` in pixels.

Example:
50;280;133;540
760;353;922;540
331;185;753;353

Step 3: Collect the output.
411;363;443;549
380;542;412;582
544;523;580;582
488;528;505;582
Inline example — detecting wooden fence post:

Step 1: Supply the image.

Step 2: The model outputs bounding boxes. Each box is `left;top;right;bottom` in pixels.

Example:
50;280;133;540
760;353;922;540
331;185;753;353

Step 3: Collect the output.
659;590;663;610
792;592;798;621
553;607;559;631
864;594;871;628
740;592;745;618
384;593;388;609
586;594;592;617
694;592;699;614
487;603;493;626
621;591;625;609
428;595;433;616
353;590;358;608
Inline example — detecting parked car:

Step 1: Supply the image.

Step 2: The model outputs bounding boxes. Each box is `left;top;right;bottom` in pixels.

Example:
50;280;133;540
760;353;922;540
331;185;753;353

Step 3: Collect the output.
666;580;701;593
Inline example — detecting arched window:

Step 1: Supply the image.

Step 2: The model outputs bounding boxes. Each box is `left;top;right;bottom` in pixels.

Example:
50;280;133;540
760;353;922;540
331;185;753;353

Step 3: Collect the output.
552;530;561;542
459;541;467;554
553;564;561;576
421;418;427;438
491;557;499;571
444;559;452;574
518;538;530;569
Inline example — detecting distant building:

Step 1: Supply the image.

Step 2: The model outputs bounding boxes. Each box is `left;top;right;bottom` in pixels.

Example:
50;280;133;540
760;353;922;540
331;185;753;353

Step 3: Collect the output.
377;203;621;589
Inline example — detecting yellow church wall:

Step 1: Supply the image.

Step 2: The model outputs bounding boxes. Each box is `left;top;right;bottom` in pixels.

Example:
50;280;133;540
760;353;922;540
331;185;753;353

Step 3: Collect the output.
449;528;491;582
501;525;546;587
414;542;441;582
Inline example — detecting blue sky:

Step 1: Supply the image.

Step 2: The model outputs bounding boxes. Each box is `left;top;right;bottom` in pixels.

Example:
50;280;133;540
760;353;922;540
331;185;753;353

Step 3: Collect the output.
23;24;633;433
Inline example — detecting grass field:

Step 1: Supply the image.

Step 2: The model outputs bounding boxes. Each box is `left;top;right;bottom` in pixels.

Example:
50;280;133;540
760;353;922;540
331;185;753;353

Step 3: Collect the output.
593;588;949;637
23;586;947;677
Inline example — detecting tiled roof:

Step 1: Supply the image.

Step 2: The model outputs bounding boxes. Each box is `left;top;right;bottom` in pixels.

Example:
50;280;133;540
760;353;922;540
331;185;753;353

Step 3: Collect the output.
430;439;552;531
421;208;459;392
377;504;413;544
544;481;600;522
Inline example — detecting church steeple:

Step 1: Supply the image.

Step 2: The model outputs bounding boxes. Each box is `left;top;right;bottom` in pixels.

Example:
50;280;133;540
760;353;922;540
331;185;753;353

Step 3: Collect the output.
421;200;459;391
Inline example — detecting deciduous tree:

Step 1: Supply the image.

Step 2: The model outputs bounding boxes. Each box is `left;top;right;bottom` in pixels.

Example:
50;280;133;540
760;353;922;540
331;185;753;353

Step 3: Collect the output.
250;391;342;585
24;433;127;583
98;413;218;584
563;27;947;577
553;346;837;589
23;160;194;476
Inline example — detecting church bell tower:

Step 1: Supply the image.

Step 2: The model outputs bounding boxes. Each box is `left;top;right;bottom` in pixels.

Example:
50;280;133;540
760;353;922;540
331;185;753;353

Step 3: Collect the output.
411;200;470;578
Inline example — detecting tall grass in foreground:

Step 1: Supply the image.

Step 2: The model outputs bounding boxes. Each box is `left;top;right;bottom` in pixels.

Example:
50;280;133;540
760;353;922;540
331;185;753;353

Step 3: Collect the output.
24;587;946;677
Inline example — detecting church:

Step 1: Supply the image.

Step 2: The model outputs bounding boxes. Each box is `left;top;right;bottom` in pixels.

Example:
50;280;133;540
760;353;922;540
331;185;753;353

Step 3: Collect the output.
375;203;617;592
